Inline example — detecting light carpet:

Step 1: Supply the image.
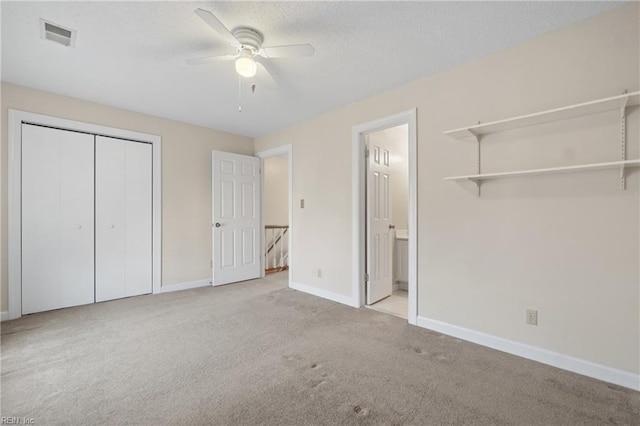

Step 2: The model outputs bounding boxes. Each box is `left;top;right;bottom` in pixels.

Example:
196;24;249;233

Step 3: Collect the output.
1;272;638;425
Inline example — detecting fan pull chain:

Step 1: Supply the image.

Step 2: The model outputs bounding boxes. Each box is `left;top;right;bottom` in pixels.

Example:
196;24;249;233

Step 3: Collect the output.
238;75;242;113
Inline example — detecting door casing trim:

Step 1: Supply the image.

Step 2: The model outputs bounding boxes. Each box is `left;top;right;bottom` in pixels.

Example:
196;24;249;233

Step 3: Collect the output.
7;109;162;320
351;109;417;324
256;145;293;289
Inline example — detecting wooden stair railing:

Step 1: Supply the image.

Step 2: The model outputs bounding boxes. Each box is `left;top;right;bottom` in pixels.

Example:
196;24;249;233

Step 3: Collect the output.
265;225;289;274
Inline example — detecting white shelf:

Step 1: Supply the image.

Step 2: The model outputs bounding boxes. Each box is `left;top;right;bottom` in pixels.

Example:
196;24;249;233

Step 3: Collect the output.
444;160;640;183
445;91;640;140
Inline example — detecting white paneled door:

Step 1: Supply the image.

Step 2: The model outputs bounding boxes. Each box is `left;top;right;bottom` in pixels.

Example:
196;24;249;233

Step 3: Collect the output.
96;136;153;302
212;151;261;286
366;137;394;304
22;124;95;314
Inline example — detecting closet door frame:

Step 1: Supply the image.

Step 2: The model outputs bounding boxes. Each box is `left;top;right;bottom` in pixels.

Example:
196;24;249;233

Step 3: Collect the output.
7;109;162;320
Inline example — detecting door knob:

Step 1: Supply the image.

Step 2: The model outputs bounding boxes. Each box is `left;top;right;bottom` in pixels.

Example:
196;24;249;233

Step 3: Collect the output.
75;225;82;230
109;224;115;229
389;225;395;229
215;222;221;228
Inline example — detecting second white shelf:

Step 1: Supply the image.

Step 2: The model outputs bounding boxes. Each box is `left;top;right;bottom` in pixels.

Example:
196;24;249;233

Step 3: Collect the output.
444;160;640;183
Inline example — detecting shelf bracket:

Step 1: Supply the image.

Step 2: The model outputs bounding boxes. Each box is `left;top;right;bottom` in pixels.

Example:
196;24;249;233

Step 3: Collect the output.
472;127;481;197
620;91;628;190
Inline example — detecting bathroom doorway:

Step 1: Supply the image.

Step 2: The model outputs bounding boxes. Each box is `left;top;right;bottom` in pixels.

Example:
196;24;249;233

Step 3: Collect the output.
352;109;417;324
364;124;410;319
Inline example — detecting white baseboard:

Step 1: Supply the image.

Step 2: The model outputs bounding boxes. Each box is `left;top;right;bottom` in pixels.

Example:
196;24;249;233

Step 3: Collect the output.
1;281;212;320
290;281;358;307
416;316;639;391
160;279;211;293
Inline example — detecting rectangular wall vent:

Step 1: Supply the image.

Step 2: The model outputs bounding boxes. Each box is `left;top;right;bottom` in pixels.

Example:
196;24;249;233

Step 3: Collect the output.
40;19;76;48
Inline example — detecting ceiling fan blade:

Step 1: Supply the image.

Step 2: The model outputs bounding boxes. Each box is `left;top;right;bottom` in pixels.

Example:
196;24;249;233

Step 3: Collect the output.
260;43;315;58
186;54;237;65
194;8;240;47
256;62;278;87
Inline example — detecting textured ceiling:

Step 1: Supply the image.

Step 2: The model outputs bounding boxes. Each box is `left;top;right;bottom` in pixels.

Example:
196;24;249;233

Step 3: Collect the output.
1;1;623;137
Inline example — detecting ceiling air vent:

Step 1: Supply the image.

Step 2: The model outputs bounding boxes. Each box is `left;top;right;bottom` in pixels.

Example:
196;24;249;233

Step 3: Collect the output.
40;19;76;48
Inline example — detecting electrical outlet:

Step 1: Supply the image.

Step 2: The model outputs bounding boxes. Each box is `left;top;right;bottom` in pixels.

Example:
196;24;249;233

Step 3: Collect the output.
300;199;305;209
526;309;538;326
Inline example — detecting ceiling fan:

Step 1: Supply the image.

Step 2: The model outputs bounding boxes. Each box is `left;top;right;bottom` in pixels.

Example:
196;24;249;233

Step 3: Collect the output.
186;8;315;84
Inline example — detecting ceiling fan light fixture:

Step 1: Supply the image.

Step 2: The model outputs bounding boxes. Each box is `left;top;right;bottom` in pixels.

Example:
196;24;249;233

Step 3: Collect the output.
235;53;257;78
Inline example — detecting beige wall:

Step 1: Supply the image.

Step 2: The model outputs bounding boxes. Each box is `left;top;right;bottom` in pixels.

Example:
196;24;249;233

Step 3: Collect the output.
263;156;289;226
1;83;254;310
255;4;640;374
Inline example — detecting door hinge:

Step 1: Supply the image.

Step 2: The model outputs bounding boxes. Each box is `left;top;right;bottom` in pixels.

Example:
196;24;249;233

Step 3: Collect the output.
364;273;370;282
365;149;370;158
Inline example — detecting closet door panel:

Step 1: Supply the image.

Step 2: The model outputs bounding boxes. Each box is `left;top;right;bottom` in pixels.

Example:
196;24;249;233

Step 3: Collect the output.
124;141;152;297
95;137;152;302
96;138;127;302
59;133;96;307
22;125;94;314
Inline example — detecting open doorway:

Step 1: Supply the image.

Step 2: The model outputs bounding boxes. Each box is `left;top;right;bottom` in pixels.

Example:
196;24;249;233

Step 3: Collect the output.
263;155;289;274
364;125;409;318
257;146;292;282
352;109;417;325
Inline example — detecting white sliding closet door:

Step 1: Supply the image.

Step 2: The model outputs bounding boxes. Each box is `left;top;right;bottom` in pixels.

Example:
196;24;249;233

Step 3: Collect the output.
96;136;152;302
22;124;95;314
